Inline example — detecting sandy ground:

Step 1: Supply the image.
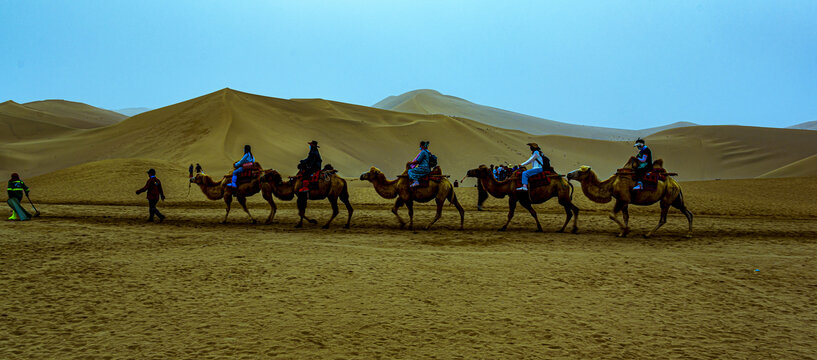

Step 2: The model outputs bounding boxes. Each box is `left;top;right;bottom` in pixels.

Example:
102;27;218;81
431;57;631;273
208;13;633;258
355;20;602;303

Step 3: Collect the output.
2;184;817;359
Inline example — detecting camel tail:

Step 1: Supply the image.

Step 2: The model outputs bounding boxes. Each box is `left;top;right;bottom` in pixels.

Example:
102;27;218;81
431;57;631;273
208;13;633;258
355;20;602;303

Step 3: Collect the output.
569;181;574;201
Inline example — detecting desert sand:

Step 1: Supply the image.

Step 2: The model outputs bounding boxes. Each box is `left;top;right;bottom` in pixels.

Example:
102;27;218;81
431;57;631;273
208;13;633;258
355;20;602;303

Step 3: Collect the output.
2;175;816;359
1;88;816;358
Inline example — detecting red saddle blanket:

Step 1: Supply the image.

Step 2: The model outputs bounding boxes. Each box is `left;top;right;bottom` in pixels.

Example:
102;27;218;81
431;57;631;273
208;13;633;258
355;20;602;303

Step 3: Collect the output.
298;170;335;192
514;169;558;189
231;163;260;185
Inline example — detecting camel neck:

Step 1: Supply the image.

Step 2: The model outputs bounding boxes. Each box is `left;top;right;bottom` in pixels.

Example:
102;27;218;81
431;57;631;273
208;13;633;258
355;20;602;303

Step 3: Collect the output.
479;173;512;197
370;173;399;199
198;176;226;200
580;171;614;203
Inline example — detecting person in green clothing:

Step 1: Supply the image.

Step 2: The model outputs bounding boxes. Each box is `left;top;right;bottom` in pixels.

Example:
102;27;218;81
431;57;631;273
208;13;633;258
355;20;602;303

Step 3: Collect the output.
7;173;31;220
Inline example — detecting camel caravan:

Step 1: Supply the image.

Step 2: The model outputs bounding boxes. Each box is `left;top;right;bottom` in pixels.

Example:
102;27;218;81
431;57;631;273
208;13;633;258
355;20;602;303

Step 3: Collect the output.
184;139;692;238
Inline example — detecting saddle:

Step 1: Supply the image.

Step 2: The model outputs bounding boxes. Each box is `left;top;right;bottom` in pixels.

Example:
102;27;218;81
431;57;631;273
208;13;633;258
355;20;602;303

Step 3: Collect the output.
414;166;443;188
232;162;261;185
617;159;677;192
297;164;337;192
513;168;558;189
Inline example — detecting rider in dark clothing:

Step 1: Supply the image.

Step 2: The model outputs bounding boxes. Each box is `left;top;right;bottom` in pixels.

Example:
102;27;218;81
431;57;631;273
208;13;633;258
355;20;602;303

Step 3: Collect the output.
300;140;322;177
633;138;653;190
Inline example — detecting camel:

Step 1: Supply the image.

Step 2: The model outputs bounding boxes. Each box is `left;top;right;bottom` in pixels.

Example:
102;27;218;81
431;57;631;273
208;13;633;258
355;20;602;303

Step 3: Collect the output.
566;157;693;238
466;165;579;233
261;167;352;229
189;163;278;224
359;166;465;230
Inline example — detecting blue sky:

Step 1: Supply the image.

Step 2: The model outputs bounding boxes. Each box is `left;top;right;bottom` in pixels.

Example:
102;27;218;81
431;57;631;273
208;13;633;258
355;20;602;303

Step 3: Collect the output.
2;0;815;128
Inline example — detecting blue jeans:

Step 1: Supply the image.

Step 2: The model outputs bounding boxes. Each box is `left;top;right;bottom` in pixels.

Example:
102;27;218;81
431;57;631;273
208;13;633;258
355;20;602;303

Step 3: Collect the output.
521;167;544;185
230;167;243;185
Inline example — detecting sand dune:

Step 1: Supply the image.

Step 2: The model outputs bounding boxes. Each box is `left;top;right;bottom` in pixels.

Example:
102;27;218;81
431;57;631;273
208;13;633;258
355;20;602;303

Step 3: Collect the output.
3;89;817;185
757;154;817;178
787;120;817;130
0;99;126;143
373;89;696;140
114;107;152;117
24;99;126;127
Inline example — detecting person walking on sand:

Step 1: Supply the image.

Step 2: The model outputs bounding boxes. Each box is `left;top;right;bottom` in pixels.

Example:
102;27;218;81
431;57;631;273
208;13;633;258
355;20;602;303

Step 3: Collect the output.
7;173;31;220
195;163;202;174
135;168;166;222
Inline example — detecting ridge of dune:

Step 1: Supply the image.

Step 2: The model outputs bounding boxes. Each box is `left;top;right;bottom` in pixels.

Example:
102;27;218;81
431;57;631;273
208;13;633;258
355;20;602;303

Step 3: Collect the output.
787;120;817;130
24;99;126;127
756;153;817;178
372;89;697;140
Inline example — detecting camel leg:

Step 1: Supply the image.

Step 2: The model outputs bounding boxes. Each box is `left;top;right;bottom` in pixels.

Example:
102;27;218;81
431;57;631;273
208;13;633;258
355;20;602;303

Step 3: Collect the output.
406;200;415;231
222;194;233;224
340;186;353;229
557;199;573;233
570;203;579;233
645;202;669;238
295;194;307;228
451;193;465;230
425;198;444;230
519;198;543;233
322;196;340;229
499;197;517;231
609;200;628;236
477;182;488;211
672;195;694;238
392;198;406;229
621;204;631;237
263;189;276;224
237;196;256;224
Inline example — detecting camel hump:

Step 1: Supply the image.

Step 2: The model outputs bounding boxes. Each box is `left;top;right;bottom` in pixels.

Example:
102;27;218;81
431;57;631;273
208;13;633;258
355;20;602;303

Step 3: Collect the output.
653;159;664;168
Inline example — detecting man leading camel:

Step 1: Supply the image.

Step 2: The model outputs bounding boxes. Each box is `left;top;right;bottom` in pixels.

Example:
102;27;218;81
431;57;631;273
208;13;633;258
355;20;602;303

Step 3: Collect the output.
229;145;255;188
632;138;653;190
516;142;551;191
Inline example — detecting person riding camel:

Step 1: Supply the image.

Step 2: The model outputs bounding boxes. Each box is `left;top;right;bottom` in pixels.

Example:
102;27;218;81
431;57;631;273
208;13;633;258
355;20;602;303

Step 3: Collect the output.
297;140;322;192
7;173;31;220
516;143;551;191
632;138;653;190
229;145;255;188
408;140;432;188
300;140;322;178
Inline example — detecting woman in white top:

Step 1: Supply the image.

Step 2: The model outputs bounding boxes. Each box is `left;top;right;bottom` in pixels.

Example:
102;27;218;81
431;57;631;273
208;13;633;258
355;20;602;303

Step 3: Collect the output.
517;142;550;191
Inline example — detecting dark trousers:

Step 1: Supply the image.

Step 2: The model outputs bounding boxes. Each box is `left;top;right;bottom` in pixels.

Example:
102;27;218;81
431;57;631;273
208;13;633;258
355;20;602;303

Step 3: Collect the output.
148;198;165;220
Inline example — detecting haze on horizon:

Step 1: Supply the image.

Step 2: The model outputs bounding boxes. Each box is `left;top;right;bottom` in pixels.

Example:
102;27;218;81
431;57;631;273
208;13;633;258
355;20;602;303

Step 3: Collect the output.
2;0;815;129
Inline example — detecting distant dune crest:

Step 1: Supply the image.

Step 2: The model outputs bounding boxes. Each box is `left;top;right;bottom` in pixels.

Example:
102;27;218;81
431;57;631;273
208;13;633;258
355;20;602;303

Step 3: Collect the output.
373;89;697;140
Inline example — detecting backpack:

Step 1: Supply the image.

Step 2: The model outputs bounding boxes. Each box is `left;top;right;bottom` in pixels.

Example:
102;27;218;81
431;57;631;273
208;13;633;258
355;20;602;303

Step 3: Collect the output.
428;153;438;169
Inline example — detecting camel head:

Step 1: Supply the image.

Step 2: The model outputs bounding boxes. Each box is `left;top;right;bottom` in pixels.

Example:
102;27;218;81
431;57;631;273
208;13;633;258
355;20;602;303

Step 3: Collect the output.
567;165;592;181
359;167;383;182
190;173;206;185
465;165;491;179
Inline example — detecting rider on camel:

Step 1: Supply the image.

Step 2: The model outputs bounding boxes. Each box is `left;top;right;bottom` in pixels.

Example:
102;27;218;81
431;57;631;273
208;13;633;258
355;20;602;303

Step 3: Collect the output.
228;145;255;188
632;138;653;190
408;141;432;188
300;140;322;178
516;142;551;191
